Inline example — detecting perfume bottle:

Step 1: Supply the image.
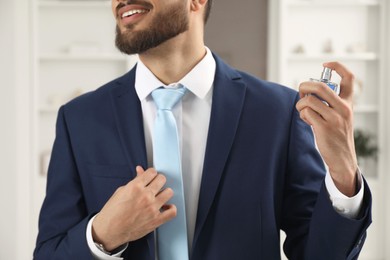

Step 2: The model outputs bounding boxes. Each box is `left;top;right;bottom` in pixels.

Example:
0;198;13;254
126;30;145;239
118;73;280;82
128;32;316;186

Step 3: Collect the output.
310;67;340;96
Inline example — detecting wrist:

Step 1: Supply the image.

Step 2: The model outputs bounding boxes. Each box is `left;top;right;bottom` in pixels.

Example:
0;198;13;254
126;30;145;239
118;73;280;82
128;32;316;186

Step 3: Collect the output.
92;215;119;251
330;166;358;197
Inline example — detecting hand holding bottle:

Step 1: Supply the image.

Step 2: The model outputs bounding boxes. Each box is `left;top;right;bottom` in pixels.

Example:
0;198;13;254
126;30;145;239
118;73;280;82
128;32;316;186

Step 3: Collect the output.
296;62;358;197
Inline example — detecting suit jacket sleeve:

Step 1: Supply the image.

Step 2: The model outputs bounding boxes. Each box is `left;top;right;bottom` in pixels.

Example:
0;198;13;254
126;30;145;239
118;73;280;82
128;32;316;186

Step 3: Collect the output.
282;94;372;260
33;106;94;260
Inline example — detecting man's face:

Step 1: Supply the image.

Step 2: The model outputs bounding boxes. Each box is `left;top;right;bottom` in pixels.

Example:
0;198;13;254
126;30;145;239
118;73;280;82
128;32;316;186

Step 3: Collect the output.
112;0;190;55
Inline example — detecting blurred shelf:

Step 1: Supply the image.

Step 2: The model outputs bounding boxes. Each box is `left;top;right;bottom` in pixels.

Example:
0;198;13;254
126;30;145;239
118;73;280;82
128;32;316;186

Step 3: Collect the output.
39;106;60;114
354;105;379;113
39;0;110;8
288;52;378;61
39;53;127;62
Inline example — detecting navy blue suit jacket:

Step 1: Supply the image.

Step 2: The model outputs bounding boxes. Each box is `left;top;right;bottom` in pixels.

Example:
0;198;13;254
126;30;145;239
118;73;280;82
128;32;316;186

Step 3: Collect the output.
34;55;371;260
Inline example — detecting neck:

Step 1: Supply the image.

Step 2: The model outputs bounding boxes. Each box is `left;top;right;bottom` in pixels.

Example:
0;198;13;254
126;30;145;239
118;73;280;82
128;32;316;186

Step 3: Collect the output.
138;31;206;85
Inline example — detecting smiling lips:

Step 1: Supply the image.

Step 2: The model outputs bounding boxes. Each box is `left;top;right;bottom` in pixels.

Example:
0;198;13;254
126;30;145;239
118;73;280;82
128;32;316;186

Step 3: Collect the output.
122;9;149;18
117;4;151;26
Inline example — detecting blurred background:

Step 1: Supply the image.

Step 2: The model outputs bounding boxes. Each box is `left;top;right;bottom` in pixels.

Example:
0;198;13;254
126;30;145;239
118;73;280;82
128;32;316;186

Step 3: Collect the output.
1;0;389;259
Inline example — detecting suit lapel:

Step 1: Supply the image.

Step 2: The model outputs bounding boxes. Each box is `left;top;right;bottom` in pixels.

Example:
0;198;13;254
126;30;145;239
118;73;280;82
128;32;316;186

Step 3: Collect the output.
110;67;148;174
192;56;247;252
110;68;155;259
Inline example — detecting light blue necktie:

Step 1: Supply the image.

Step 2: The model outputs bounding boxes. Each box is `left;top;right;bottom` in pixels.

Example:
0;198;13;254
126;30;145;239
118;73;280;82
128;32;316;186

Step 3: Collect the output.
152;86;189;260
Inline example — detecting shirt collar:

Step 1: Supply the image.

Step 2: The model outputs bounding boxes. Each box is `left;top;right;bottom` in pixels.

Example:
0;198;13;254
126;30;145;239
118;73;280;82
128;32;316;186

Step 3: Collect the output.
135;47;216;101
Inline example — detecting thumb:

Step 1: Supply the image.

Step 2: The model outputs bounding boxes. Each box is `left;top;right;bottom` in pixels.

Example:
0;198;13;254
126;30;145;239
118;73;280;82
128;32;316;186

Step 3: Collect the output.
323;61;355;102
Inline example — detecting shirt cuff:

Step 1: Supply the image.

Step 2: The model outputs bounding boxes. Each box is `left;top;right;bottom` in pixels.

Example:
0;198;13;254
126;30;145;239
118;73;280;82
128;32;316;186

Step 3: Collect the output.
86;215;128;260
325;167;364;219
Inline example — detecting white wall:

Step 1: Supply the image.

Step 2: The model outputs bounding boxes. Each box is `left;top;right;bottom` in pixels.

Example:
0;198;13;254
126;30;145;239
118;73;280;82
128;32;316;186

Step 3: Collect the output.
0;1;18;257
0;0;32;259
205;0;268;79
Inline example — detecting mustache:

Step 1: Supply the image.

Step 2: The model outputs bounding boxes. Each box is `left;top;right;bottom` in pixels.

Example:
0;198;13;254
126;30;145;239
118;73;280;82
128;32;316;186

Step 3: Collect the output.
116;0;153;15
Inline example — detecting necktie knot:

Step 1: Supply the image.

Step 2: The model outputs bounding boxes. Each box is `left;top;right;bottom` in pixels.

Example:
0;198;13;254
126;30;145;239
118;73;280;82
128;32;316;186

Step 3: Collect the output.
152;87;186;111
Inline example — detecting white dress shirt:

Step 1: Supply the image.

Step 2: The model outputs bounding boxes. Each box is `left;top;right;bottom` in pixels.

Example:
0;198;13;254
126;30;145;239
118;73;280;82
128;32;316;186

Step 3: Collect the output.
86;47;364;259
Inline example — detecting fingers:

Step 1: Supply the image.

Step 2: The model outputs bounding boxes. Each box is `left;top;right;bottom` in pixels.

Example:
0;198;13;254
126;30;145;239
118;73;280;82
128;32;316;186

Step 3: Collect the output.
323;62;354;82
139;169;175;222
298;79;354;125
147;174;167;195
134;166;171;198
133;166;175;216
155;187;174;207
134;166;158;187
298;81;341;110
296;93;334;122
298;107;324;128
158;204;177;224
323;62;355;101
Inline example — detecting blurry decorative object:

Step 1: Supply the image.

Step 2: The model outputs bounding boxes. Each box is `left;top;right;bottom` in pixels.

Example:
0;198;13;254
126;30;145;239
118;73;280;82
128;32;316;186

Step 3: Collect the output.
353;78;363;104
67;42;100;55
47;94;65;108
292;44;305;54
346;43;367;53
322;39;334;54
354;129;378;164
69;88;85;100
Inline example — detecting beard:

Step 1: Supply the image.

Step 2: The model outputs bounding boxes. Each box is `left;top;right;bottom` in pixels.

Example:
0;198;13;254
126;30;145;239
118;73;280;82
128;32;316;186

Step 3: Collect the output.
115;1;189;55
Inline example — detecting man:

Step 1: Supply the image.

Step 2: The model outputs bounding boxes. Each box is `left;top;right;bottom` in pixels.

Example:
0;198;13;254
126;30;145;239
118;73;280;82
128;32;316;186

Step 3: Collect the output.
34;0;372;259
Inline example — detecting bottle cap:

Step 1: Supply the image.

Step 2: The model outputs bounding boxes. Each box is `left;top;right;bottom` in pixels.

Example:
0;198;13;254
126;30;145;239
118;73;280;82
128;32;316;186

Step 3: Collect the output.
321;67;333;81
